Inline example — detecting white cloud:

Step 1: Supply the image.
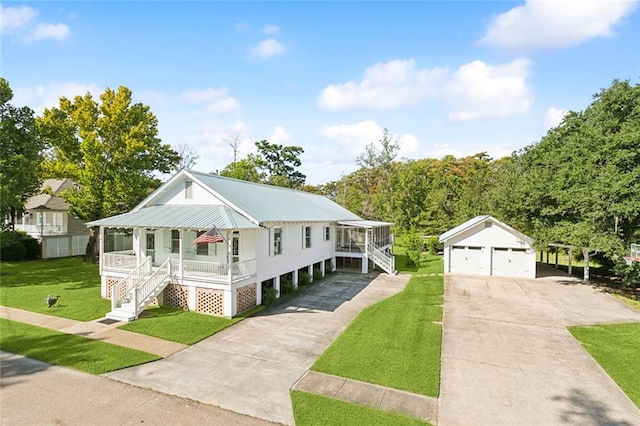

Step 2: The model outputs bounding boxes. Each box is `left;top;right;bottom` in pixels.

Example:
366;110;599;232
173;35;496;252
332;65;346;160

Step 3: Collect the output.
235;22;248;31
28;23;70;41
445;58;533;122
0;5;37;33
0;5;70;42
269;126;291;144
263;24;280;34
543;106;569;129
317;58;533;122
317;59;446;110
12;82;102;113
478;0;638;51
251;38;285;59
181;87;240;114
318;120;421;161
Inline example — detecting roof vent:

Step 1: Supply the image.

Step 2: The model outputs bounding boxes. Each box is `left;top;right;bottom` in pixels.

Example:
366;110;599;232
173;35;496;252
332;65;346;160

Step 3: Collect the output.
484;221;492;228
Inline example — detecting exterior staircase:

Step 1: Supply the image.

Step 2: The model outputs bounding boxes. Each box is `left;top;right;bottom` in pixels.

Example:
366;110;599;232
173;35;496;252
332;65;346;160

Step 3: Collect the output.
107;258;172;322
368;243;397;275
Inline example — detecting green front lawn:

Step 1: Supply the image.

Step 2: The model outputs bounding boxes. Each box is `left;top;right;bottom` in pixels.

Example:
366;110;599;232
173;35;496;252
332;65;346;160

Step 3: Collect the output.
291;391;429;426
0;318;159;373
312;255;443;397
569;322;640;407
118;305;263;345
0;257;108;321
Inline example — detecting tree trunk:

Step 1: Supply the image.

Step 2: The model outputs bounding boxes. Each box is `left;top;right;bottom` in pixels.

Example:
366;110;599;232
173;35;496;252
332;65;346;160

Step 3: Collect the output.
85;226;99;262
582;247;590;282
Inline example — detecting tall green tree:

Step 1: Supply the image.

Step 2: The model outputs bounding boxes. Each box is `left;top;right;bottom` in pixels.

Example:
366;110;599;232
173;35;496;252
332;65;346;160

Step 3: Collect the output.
38;86;180;259
0;78;43;229
255;140;306;188
492;80;640;280
219;153;264;182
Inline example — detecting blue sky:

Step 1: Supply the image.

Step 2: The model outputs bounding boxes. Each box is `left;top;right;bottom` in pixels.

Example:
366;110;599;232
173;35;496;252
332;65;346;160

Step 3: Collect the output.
3;1;639;184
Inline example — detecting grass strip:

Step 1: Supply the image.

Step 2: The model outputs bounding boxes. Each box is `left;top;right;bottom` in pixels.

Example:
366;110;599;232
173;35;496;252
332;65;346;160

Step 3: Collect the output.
0;318;160;374
291;391;429;426
118;305;264;345
0;257;109;321
612;294;640;311
569;322;640;408
312;274;443;397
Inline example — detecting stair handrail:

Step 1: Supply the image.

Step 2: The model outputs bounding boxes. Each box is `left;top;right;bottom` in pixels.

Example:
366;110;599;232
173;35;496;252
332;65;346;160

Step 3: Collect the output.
367;242;395;275
132;258;172;319
111;256;151;310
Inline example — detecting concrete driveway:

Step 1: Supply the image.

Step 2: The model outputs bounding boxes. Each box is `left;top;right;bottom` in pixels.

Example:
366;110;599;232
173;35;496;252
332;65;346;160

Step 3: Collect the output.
106;272;409;425
439;265;640;425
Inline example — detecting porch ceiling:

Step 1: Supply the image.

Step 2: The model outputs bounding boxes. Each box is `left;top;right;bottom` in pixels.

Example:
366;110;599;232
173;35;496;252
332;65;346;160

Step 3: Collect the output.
86;205;259;230
338;220;394;228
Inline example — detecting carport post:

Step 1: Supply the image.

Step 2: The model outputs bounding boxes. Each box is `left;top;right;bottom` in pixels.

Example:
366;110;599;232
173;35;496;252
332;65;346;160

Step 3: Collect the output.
555;250;558;269
546;250;549;264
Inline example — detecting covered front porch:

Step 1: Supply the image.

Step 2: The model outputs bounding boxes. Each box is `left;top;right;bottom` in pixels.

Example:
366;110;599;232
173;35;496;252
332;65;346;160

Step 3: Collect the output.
87;205;261;319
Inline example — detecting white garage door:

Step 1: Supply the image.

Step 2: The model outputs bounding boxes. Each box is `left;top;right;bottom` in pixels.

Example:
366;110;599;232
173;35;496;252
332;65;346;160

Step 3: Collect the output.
450;246;485;274
491;248;530;277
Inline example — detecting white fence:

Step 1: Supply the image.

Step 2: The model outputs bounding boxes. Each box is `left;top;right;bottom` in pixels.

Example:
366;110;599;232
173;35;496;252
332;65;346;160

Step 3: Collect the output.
42;235;90;259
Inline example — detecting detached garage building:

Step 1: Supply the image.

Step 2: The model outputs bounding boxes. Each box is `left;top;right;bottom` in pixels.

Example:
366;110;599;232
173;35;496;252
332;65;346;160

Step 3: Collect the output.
439;215;536;279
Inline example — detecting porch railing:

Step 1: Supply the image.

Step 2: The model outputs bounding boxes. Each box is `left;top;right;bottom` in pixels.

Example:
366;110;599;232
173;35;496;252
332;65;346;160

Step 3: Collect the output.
111;256;151;309
104;251;137;271
169;258;256;283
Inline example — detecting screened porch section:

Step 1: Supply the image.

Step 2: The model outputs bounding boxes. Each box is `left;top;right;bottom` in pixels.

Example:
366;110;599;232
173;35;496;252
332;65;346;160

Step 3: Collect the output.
335;223;393;253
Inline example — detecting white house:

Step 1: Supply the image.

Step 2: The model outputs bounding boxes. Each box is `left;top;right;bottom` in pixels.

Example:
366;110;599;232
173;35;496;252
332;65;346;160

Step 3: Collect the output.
87;170;395;321
439;215;536;279
14;179;90;259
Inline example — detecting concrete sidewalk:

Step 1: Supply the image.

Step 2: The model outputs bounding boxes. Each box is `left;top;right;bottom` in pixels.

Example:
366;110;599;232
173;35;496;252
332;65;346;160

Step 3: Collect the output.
293;370;437;423
0;305;186;357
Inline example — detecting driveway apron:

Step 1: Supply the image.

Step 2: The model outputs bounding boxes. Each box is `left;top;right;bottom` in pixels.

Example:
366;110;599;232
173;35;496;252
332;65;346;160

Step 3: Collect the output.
105;272;409;425
439;268;640;426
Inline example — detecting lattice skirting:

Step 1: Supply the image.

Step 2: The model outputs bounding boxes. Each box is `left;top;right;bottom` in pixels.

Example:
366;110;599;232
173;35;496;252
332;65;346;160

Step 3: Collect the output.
106;276;121;299
196;288;225;316
163;284;190;310
236;284;257;314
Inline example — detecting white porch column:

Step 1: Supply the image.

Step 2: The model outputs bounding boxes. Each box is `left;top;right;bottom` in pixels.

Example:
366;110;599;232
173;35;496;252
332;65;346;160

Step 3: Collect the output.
227;231;233;285
179;230;184;283
362;229;370;273
293;269;299;288
308;265;313;282
320;261;325;277
99;227;105;273
133;228;141;263
224;288;233;317
274;276;281;298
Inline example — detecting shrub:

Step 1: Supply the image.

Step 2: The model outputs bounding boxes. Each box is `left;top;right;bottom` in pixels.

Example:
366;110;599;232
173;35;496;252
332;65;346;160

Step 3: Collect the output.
404;231;423;267
21;235;41;260
615;259;640;290
262;287;279;305
425;236;441;255
313;267;323;281
299;271;311;287
281;278;294;295
325;262;335;275
2;241;27;261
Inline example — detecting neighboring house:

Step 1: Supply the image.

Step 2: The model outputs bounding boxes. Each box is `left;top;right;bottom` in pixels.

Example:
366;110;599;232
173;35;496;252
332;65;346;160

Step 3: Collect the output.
14;179;90;259
87;169;395;321
439;215;536;279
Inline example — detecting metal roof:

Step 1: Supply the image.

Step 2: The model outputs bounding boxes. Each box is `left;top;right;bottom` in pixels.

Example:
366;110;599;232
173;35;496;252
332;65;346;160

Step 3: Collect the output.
86;205;259;230
188;171;362;223
439;215;534;245
338;220;394;228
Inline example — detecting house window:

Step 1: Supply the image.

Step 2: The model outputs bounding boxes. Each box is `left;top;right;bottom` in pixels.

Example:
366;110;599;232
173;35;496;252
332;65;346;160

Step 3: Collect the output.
324;226;331;241
273;227;283;255
232;231;240;263
196;231;208;255
185;180;193;199
171;229;180;253
304;226;311;249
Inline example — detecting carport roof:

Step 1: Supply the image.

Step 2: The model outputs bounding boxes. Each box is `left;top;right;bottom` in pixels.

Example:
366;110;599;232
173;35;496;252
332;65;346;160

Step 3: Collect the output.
439;215;534;245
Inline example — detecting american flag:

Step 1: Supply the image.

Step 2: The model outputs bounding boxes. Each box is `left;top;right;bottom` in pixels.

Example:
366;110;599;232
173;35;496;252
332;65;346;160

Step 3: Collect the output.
192;227;225;244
